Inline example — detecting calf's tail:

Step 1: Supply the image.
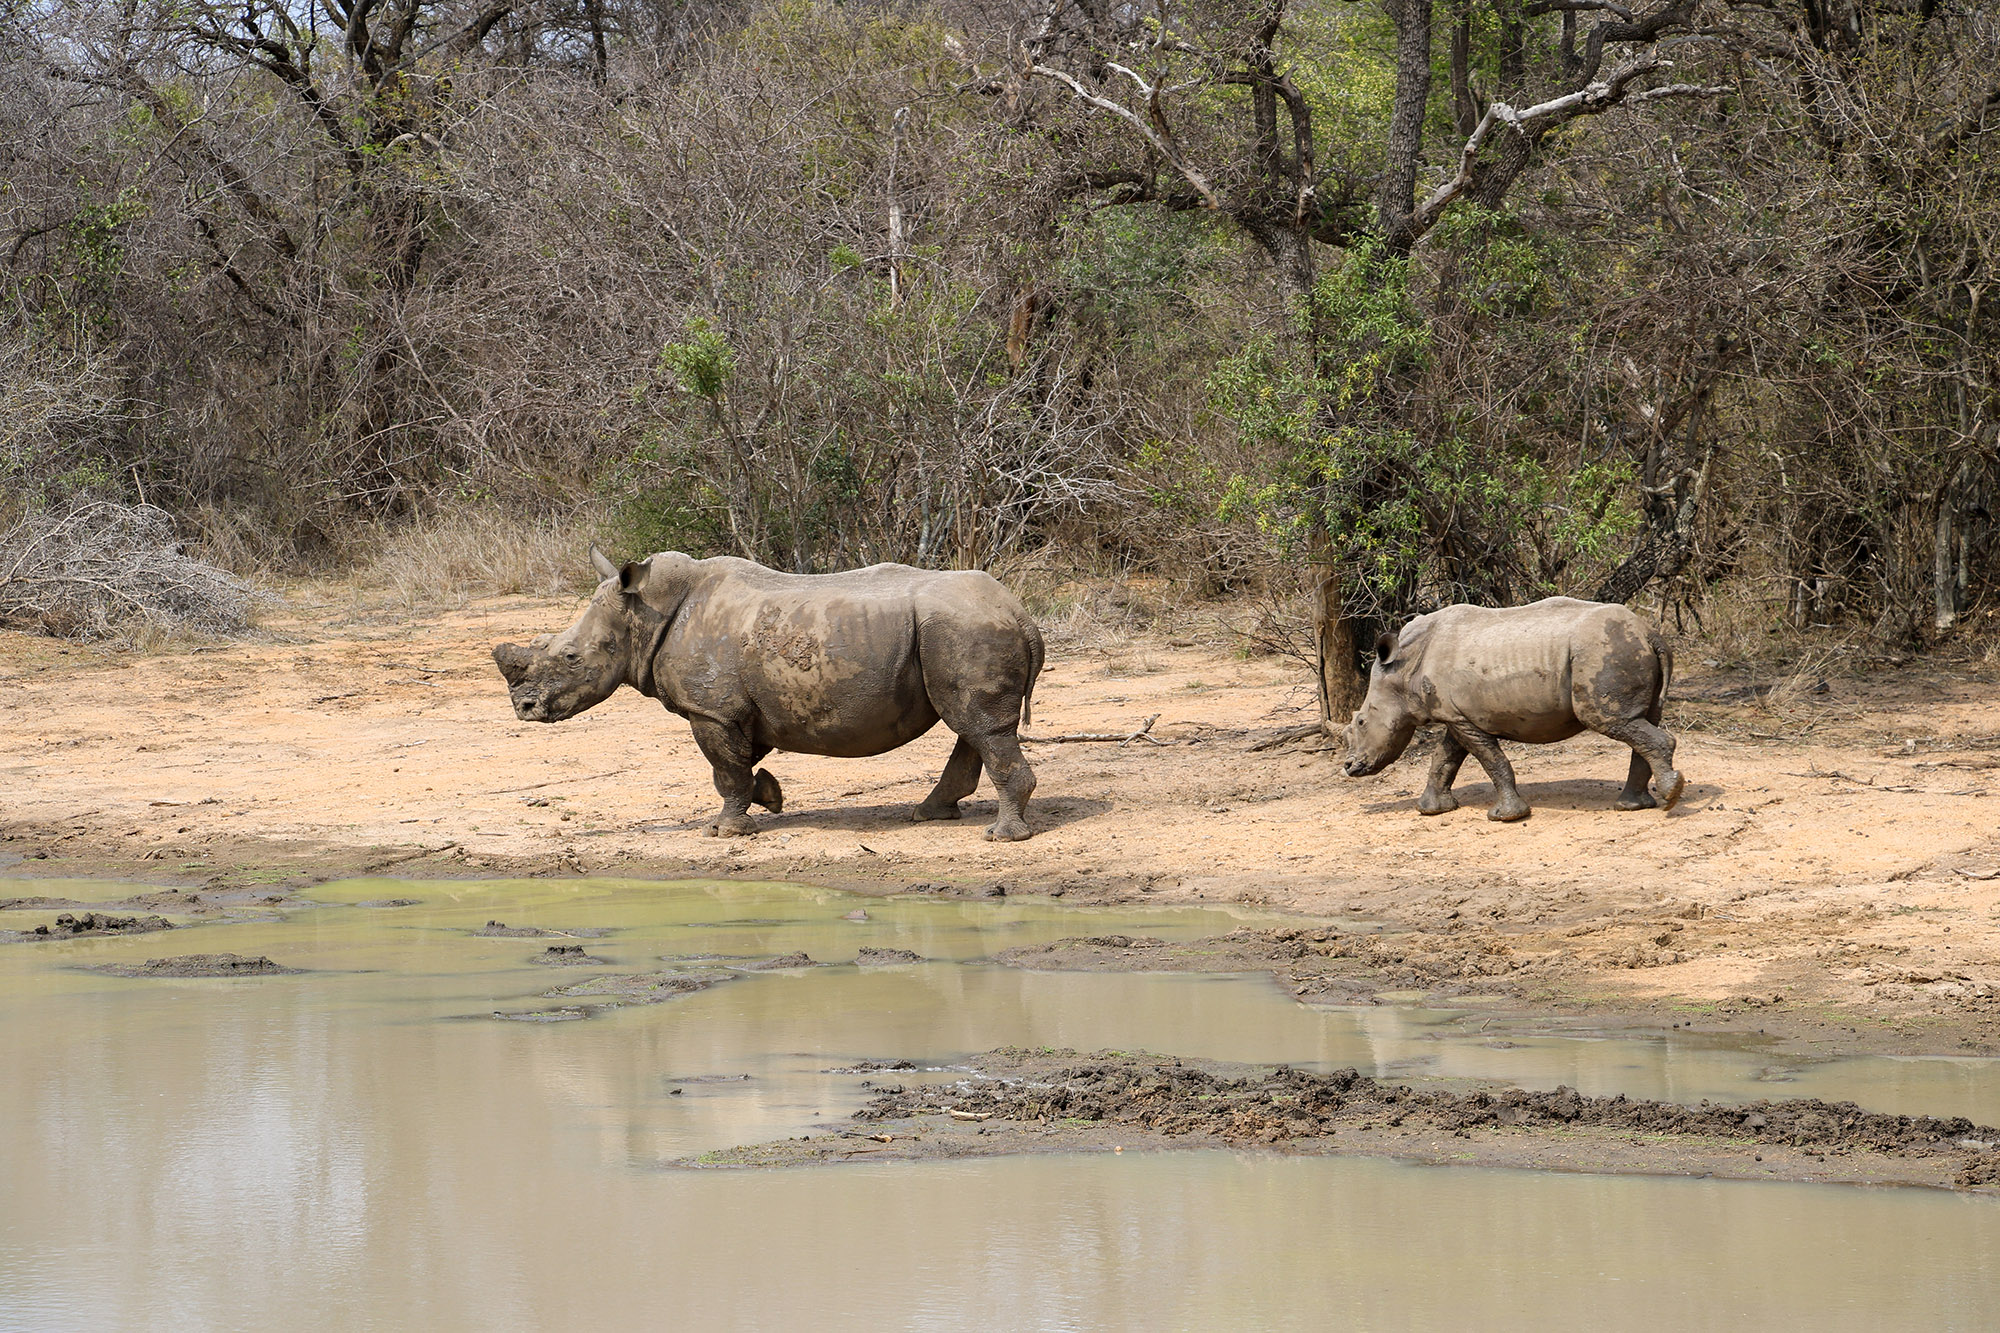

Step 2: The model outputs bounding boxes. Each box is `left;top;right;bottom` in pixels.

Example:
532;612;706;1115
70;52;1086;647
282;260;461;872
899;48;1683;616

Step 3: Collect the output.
1652;634;1675;723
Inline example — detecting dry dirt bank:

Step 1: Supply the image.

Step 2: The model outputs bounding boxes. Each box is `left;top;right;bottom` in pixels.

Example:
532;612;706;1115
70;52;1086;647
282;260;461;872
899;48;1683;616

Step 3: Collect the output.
5;588;2000;1056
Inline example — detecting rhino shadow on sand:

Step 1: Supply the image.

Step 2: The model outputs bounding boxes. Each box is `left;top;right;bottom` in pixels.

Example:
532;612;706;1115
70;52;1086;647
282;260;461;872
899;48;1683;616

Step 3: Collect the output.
494;549;1046;841
1356;777;1717;817
751;795;1110;836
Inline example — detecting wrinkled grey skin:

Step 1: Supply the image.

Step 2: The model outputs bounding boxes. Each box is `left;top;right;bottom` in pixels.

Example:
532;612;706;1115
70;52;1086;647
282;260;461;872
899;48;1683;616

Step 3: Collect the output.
1341;597;1684;822
494;549;1045;840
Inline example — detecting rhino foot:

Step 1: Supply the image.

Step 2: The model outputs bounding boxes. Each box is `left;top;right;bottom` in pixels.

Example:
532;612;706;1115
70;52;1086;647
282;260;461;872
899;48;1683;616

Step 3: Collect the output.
1416;792;1459;816
1487;798;1531;823
984;818;1033;842
1655;770;1686;811
704;813;760;837
913;801;963;822
752;769;784;814
1615;790;1658;811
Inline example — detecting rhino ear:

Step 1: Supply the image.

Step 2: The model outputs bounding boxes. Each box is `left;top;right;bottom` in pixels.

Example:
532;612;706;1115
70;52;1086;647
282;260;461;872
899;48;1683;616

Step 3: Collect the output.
589;545;618;582
1374;631;1398;666
618;558;648;596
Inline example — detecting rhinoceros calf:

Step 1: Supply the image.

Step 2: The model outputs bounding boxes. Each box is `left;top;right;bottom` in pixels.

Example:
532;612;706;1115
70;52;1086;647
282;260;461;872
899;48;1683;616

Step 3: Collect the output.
1340;597;1683;821
494;549;1045;840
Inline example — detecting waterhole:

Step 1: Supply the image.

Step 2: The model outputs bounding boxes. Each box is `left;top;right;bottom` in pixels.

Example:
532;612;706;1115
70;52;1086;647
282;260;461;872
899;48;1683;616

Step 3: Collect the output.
2;876;1996;1329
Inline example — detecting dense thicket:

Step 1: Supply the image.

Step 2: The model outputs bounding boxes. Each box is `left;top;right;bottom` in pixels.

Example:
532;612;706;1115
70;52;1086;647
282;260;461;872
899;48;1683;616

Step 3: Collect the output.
3;0;1997;699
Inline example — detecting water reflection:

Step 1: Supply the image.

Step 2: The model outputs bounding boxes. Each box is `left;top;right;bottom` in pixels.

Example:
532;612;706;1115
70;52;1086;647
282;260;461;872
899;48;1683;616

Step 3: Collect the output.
2;877;1997;1330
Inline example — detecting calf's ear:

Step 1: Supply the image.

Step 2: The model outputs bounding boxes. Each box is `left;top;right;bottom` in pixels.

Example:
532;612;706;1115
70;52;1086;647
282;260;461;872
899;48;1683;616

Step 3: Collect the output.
618;557;648;596
589;545;619;582
1374;630;1398;666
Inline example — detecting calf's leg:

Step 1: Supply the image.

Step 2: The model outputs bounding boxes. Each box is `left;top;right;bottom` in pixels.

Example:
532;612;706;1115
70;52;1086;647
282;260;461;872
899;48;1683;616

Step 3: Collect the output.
1451;724;1531;822
1596;717;1684;811
689;720;762;837
915;736;982;821
1417;732;1468;815
1614;751;1656;810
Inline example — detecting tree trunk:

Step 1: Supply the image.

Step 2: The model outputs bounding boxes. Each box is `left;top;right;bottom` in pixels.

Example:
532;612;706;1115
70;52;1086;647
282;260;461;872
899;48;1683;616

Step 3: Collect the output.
1313;560;1366;729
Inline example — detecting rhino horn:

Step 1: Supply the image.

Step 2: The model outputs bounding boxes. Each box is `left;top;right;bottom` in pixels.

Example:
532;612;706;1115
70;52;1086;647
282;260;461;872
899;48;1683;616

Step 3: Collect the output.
492;642;533;685
589;545;619;582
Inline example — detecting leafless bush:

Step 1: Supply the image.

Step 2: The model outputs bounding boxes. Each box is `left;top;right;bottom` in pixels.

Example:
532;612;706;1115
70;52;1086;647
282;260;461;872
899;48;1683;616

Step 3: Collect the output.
0;502;268;641
0;331;124;492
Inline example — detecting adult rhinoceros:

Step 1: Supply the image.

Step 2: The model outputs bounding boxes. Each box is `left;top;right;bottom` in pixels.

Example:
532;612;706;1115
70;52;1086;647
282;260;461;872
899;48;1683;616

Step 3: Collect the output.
1339;597;1683;821
493;549;1045;840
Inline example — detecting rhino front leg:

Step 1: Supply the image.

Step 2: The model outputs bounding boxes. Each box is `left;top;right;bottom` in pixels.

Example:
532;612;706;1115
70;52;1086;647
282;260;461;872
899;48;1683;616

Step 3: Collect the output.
689;720;762;837
915;736;982;822
1450;725;1530;822
968;732;1036;841
1597;718;1684;812
1417;732;1468;815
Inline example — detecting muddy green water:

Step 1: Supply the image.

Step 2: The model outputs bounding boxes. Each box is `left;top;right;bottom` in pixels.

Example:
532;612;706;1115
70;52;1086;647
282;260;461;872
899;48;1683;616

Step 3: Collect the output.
3;877;1997;1331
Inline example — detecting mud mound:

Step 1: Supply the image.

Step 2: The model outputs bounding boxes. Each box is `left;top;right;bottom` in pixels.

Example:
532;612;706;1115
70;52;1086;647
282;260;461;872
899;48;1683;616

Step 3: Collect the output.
861;1049;2000;1190
854;948;924;965
92;953;294;977
532;944;609;965
493;967;737;1021
8;911;174;941
736;952;818;970
472;920;610;939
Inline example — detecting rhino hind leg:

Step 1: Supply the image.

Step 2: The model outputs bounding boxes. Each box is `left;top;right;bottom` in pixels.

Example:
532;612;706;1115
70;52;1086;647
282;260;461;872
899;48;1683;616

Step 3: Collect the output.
1452;726;1530;822
752;768;784;814
915;737;982;822
968;732;1036;841
1597;717;1683;812
1614;751;1657;810
1417;732;1468;815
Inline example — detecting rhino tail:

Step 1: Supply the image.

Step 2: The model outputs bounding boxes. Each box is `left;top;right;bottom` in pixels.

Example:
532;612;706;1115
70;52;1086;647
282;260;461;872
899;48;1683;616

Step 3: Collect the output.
1020;616;1046;729
1652;635;1675;723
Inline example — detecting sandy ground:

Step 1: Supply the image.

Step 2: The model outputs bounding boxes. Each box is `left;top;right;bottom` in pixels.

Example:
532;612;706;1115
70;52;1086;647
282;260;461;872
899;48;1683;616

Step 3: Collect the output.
5;587;2000;1055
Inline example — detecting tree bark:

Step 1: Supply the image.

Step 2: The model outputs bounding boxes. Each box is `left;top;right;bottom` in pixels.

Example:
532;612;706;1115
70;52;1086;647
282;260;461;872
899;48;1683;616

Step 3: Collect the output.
1378;0;1435;251
1313;559;1366;728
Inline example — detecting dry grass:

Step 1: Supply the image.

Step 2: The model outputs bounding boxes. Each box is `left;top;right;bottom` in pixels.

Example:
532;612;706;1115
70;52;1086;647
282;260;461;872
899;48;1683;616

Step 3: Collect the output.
347;510;598;610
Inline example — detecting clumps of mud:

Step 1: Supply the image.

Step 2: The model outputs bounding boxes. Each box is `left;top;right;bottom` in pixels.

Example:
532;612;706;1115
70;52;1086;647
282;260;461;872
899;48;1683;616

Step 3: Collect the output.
854;948;924;966
6;911;174;942
492;967;737;1021
89;953;295;978
735;952;818;970
472;920;610;939
860;1049;2000;1190
3;888;228;919
532;944;610;966
355;898;421;909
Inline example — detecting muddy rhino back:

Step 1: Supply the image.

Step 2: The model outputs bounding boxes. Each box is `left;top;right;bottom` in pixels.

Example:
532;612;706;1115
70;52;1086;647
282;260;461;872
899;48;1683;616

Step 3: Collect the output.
1423;600;1591;744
